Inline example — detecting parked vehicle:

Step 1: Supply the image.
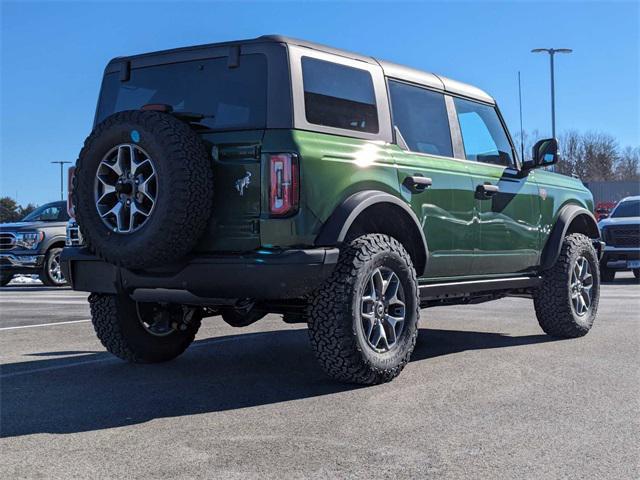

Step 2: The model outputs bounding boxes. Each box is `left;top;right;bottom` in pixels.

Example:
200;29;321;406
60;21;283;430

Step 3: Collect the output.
63;36;603;384
1;201;69;286
594;201;616;221
598;196;640;281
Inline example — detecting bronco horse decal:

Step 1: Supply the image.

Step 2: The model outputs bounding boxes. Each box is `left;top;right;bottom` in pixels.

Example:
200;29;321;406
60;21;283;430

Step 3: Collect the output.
235;171;252;196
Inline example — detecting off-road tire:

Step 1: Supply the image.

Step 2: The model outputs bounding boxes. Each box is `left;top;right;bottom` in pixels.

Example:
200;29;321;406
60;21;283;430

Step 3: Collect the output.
307;234;419;385
0;274;12;286
39;247;67;287
89;293;201;363
600;265;615;282
534;233;600;338
74;110;213;269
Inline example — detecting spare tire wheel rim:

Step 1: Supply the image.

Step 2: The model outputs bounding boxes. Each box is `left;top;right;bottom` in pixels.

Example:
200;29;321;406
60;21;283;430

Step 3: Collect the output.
94;144;157;233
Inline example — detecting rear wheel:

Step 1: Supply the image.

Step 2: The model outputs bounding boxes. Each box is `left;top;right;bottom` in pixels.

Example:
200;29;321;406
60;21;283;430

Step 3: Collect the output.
633;269;640;280
307;234;419;385
0;274;12;286
534;233;600;338
89;292;201;363
39;247;67;286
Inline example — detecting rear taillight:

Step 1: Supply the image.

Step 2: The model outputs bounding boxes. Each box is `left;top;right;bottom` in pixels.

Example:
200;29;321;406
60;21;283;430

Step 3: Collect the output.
269;153;299;217
67;166;76;218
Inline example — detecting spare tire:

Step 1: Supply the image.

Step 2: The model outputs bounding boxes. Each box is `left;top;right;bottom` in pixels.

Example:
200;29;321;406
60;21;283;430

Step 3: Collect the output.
73;110;213;269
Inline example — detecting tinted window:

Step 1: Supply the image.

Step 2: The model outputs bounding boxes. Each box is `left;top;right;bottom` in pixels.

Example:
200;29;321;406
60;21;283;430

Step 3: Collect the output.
22;202;68;222
97;55;267;130
302;57;378;133
454;98;514;166
611;199;640;218
389;81;452;157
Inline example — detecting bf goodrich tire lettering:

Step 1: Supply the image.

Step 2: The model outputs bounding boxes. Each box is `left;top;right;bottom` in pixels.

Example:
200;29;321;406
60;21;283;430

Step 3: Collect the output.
73;110;213;269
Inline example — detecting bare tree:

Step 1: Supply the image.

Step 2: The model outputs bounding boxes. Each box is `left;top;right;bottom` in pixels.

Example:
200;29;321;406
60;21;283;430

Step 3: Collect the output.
614;146;640;181
581;131;618;181
517;129;633;181
558;130;582;177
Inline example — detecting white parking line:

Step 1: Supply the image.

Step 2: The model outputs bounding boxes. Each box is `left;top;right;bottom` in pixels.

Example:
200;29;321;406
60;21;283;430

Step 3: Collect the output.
0;298;88;306
0;294;89;298
0;319;91;331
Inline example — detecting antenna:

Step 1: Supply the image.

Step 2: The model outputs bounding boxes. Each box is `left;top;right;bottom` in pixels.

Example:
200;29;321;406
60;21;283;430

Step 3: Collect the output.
518;71;524;162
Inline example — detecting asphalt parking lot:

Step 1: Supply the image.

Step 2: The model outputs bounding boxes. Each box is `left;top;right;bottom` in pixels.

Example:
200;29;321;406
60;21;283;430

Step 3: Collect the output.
1;274;638;479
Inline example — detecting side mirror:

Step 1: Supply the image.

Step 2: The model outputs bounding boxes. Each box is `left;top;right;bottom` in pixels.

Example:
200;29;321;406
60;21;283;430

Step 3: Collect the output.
526;138;559;170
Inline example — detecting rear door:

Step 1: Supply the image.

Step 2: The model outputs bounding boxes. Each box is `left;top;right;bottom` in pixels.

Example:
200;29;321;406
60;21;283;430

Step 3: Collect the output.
389;80;476;278
452;97;541;274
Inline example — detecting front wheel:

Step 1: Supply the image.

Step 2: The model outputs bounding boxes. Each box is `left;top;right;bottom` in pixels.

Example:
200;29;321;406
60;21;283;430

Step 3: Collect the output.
89;293;201;363
633;269;640;280
39;247;67;286
307;234;420;385
0;274;12;286
534;233;600;338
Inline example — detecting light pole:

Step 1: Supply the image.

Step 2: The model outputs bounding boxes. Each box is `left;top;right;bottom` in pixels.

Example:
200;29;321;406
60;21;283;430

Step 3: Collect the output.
531;48;572;138
51;161;72;201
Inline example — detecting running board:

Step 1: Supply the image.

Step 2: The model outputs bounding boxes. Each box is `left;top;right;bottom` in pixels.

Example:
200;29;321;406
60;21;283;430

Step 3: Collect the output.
420;276;542;299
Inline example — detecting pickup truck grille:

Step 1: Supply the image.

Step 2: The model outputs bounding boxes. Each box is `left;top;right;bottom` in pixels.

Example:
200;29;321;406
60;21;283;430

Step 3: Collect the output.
604;225;640;248
0;233;16;251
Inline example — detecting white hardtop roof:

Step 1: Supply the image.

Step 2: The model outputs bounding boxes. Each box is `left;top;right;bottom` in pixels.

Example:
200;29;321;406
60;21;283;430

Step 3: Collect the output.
377;60;495;105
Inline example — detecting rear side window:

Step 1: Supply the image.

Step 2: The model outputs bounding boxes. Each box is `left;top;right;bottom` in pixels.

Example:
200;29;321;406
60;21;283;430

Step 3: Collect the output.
454;98;515;167
388;81;452;157
301;57;378;133
97;54;267;130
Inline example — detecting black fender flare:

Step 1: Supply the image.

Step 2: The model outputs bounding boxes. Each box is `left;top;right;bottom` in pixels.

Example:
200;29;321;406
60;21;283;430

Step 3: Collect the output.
315;190;429;275
540;204;600;271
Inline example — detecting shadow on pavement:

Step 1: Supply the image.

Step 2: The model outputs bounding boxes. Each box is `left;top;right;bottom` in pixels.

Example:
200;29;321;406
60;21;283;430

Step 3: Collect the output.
1;327;557;438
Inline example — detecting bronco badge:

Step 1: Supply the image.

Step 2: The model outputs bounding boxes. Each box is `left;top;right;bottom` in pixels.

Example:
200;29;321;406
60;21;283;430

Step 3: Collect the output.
235;171;252;196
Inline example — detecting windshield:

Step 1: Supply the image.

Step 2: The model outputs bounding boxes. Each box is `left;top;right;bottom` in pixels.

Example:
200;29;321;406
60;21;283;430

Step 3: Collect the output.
96;54;267;131
22;202;69;222
611;199;640;218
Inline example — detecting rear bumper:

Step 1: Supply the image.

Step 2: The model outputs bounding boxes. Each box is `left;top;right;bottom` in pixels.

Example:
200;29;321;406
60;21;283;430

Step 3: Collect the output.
61;247;339;300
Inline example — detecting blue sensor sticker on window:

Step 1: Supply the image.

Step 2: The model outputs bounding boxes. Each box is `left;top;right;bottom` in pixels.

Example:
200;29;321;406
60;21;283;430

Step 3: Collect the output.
130;130;140;143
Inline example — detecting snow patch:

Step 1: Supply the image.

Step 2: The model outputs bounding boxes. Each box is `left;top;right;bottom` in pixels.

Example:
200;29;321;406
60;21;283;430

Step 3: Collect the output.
9;275;42;285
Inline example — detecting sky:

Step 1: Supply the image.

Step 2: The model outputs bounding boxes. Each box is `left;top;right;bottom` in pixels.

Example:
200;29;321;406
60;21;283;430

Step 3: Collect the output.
1;0;638;206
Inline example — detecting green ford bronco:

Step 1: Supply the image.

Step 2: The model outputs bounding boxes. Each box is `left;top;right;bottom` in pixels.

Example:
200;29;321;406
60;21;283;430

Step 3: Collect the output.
63;35;603;384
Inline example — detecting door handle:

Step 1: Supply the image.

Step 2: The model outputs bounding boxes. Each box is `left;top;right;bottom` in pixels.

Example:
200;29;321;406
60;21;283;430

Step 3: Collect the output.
403;176;433;193
476;183;500;199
